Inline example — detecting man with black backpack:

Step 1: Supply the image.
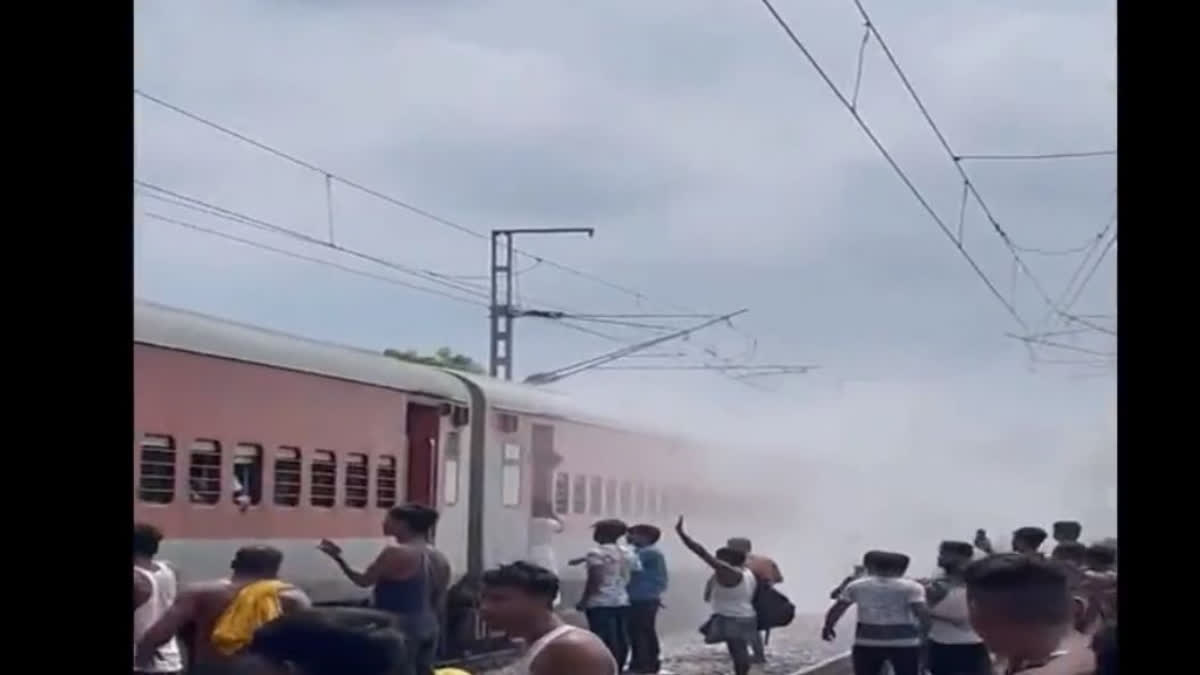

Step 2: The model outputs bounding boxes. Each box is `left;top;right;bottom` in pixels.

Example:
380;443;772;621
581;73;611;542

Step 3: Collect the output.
725;537;794;664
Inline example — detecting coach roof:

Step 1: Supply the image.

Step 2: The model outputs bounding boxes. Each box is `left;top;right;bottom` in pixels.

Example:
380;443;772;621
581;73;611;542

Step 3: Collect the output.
135;299;470;403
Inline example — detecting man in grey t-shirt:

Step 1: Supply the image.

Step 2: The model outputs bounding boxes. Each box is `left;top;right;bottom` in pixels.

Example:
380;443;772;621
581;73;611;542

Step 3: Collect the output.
822;550;929;675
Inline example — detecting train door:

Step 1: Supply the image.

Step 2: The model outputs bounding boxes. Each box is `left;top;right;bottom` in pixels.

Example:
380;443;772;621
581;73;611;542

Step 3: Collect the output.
530;424;561;515
406;403;440;507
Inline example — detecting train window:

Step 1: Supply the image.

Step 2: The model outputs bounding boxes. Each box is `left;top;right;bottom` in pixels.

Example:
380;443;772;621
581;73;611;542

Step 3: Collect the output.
443;431;461;506
376;456;398;508
659;486;670;516
633;482;645;516
345;454;369;508
589;476;603;515
273;447;302;507
138;434;176;504
646;485;659;515
553;472;570;515
619;481;632;516
233;444;264;506
311;450;337;508
188;439;222;505
497;413;519;434
605;479;617;516
501;443;522;507
572;475;587;514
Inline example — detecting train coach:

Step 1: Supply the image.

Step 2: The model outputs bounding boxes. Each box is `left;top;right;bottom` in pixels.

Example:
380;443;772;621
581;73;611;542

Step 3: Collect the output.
133;300;748;653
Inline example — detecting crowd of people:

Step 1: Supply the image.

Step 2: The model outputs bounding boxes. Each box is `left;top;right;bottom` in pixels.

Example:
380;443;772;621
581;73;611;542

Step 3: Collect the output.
820;520;1118;675
133;509;1116;675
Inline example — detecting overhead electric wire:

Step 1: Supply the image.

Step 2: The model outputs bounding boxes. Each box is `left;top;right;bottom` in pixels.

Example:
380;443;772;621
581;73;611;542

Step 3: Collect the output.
135;89;689;311
1033;209;1117;335
755;0;1029;331
136;181;492;301
142;212;489;307
846;0;1081;323
137;89;765;379
956;150;1117;161
1058;231;1116;320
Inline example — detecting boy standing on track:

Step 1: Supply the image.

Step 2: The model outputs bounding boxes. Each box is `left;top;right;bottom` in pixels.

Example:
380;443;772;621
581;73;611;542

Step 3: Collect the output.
576;519;640;671
924;541;991;675
625;524;669;675
726;537;783;665
821;550;930;675
676;517;758;675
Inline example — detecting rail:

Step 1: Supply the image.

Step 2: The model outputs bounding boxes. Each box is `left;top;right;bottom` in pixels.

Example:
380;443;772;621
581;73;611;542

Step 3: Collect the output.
790;652;853;675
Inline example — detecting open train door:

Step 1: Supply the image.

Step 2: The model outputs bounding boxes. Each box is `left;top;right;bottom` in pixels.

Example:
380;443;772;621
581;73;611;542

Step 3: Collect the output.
406;403;440;507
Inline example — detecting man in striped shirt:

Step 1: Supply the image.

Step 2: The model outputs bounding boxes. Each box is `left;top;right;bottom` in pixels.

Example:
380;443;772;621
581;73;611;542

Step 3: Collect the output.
821;551;929;675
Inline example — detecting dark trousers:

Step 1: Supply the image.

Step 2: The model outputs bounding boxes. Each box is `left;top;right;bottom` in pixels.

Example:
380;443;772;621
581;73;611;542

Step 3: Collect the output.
927;641;992;675
627;600;662;673
852;645;921;675
585;606;629;670
409;637;437;675
726;638;752;675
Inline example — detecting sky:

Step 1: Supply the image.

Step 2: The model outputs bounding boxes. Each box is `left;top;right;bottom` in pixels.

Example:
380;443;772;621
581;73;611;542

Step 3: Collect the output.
134;0;1116;593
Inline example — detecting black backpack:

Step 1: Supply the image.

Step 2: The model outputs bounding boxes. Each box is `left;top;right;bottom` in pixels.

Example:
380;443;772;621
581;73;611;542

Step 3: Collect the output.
752;584;795;630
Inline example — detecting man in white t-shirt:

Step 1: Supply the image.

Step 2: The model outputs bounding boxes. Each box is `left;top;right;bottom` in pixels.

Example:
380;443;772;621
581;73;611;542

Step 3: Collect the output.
575;519;641;672
924;541;991;675
822;550;929;675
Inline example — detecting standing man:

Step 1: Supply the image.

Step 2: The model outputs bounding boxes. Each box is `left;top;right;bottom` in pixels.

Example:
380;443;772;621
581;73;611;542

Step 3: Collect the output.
963;553;1096;674
134;523;183;675
625;524;668;675
318;503;450;675
727;537;782;665
137;546;312;675
1012;527;1050;557
576;519;640;671
924;541;991;675
822;550;930;675
1051;522;1082;546
480;561;617;675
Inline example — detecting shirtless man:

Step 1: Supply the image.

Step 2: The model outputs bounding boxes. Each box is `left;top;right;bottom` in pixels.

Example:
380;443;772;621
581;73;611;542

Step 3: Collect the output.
319;503;451;675
137;546;311;675
479;561;617;675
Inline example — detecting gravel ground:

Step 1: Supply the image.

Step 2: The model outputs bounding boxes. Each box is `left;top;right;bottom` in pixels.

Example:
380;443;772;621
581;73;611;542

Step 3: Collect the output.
475;613;850;675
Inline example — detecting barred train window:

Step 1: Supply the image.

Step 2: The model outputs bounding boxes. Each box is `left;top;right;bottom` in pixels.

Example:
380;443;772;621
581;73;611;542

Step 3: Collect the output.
659;486;671;516
443;431;461;506
138;434;175;504
646;485;658;515
311;450;336;508
619;481;632;516
605;479;617;516
572;474;587;514
589;476;603;516
634;482;645;516
233;443;264;506
189;439;222;505
376;456;397;508
553;472;570;515
345;453;369;508
273;447;302;507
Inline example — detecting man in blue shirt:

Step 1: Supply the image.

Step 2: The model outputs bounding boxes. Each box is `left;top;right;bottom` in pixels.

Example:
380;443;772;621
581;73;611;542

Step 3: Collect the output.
625;524;669;674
